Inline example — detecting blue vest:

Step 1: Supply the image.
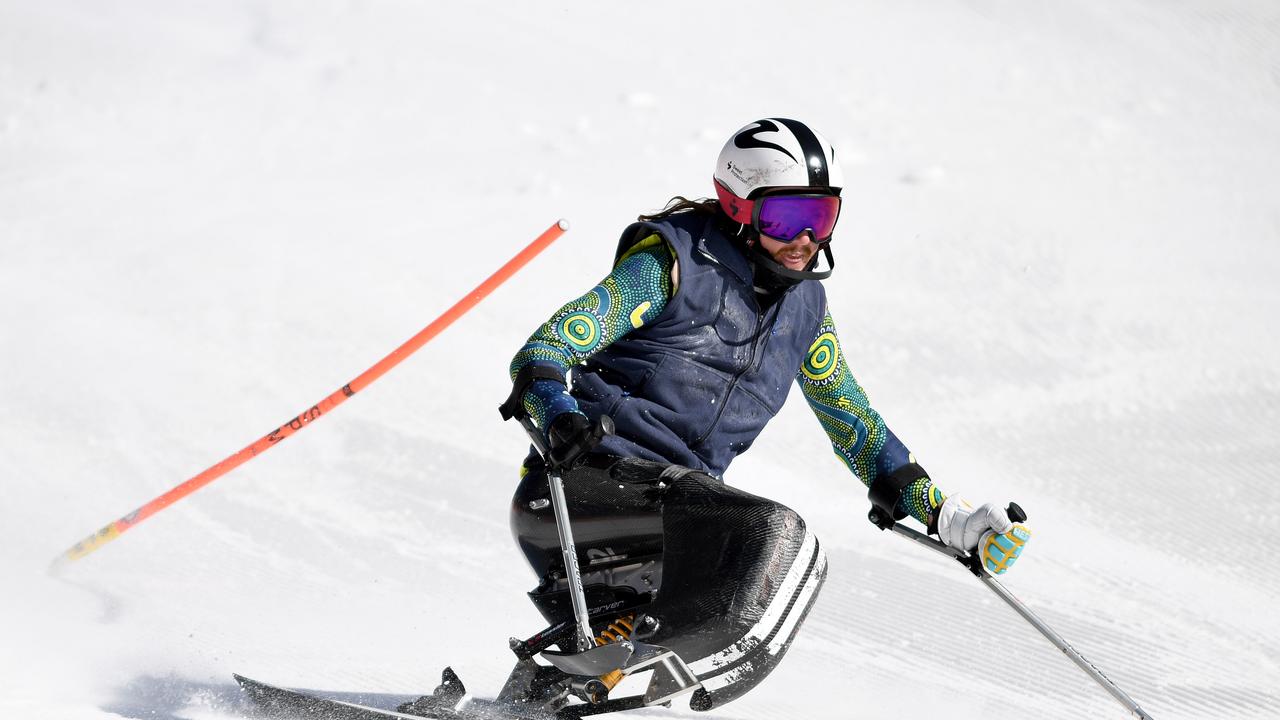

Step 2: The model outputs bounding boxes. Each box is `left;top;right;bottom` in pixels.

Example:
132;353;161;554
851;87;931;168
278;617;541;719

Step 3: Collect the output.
571;212;826;477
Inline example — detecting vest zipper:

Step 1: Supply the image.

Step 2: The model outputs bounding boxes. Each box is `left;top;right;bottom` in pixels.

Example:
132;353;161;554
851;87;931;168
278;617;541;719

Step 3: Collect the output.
692;298;764;448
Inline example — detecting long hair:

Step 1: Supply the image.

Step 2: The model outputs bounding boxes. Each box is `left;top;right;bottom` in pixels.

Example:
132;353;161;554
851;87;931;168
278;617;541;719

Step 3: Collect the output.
637;196;720;222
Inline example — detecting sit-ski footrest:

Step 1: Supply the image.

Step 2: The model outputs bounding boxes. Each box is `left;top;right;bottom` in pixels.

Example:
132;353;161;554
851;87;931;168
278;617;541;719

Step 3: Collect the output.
540;642;633;676
541;640;701;707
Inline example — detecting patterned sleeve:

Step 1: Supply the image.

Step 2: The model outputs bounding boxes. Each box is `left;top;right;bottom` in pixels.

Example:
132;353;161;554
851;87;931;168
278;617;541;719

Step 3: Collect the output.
797;312;947;526
509;235;675;430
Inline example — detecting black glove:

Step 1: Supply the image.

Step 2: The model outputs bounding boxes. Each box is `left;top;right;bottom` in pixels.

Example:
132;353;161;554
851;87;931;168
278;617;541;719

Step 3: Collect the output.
546;412;610;468
547;411;590;452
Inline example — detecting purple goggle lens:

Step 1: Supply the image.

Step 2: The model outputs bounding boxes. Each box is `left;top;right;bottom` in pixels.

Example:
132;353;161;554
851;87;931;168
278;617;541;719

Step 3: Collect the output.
754;194;842;243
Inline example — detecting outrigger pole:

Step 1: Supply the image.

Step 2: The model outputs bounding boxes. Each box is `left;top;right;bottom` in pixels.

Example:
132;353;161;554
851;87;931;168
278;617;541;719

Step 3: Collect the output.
515;414;614;653
869;505;1156;719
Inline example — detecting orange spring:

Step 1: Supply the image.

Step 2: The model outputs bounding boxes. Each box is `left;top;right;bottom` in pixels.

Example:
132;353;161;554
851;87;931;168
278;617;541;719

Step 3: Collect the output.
595;615;635;692
594;615;635;646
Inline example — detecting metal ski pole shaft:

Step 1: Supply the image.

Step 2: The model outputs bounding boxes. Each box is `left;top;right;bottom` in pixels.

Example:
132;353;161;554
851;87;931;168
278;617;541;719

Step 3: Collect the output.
873;505;1154;719
517;415;612;653
547;464;594;652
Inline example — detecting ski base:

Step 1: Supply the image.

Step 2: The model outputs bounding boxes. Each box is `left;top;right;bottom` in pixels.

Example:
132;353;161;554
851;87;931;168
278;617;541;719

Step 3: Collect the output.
234;673;647;720
236;674;494;720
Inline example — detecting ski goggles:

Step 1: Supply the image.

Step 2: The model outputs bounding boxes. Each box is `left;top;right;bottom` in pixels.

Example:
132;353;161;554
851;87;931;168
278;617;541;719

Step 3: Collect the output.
715;182;842;243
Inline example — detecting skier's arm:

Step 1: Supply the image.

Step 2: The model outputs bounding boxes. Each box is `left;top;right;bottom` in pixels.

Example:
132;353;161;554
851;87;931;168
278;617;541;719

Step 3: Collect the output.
798;312;1032;573
796;312;946;528
506;235;675;434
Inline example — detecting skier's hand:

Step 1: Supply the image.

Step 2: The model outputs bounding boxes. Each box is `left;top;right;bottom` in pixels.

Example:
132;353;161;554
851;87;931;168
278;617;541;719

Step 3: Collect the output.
547;411;589;448
546;411;594;466
935;496;1031;575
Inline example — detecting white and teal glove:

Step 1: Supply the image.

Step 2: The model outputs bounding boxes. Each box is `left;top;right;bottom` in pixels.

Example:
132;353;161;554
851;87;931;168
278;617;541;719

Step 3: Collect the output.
936;496;1031;575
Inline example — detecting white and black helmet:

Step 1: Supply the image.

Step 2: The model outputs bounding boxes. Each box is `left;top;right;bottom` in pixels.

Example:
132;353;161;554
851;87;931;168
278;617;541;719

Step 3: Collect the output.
713;118;843;212
713;118;843;284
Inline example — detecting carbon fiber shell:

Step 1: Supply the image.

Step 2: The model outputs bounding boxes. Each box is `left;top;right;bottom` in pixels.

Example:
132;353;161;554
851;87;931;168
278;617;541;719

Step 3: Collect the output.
509;455;826;711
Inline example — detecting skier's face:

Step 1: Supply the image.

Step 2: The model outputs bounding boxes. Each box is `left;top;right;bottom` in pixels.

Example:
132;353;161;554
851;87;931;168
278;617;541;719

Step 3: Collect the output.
758;232;818;271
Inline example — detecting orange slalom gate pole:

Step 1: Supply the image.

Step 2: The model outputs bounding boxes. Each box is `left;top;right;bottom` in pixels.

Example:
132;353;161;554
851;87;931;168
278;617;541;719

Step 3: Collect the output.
51;219;570;572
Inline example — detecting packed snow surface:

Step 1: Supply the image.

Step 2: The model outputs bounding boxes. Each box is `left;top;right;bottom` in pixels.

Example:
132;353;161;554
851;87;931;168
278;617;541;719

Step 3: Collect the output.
3;1;1279;718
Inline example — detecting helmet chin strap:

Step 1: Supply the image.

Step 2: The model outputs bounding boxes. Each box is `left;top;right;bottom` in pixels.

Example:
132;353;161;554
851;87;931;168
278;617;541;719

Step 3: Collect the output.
745;236;835;288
